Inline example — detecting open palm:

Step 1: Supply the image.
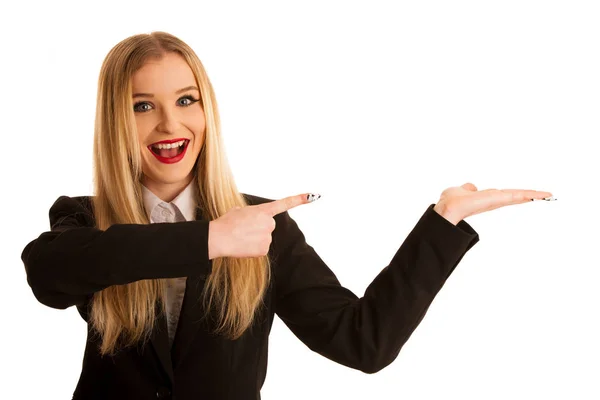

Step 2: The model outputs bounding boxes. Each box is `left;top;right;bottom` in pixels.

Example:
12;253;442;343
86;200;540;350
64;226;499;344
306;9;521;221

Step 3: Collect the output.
434;183;553;224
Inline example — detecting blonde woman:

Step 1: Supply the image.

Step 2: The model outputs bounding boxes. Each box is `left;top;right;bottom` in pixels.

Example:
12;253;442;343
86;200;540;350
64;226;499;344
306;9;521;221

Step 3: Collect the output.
21;31;553;400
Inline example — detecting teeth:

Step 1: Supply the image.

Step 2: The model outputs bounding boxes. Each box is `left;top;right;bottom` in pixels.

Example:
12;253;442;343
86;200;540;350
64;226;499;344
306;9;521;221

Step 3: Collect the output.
153;140;186;149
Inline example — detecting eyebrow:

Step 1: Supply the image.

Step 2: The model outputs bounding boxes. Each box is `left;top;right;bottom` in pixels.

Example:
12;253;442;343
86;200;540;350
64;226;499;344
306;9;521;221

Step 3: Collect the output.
132;86;200;98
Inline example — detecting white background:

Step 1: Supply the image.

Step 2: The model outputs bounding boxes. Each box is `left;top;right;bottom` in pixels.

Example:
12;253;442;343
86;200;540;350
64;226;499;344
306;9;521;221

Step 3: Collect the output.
2;1;599;399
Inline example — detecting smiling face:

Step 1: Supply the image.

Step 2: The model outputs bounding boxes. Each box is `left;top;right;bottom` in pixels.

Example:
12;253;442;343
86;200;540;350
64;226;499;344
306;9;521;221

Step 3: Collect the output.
131;52;206;199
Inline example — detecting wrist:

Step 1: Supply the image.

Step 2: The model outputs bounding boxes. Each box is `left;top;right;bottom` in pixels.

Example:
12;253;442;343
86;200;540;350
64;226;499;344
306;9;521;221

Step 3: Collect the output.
433;201;462;226
208;221;221;260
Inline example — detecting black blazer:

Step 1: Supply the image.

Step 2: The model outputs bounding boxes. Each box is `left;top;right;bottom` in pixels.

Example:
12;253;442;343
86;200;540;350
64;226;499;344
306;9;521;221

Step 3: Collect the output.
21;193;479;400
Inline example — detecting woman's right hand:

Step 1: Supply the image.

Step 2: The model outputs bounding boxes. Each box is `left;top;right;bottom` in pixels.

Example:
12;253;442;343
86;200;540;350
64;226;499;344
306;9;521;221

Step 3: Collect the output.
208;193;321;259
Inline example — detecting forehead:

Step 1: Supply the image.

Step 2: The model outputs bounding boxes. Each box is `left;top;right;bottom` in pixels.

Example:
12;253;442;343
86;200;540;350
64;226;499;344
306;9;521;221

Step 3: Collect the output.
132;53;195;93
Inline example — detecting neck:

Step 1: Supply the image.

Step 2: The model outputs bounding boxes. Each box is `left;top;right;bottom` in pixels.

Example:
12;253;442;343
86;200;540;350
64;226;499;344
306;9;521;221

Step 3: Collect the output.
142;174;194;203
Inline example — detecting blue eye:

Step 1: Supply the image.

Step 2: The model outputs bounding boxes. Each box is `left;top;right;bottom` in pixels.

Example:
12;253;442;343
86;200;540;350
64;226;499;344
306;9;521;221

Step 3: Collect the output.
178;96;198;106
134;103;152;112
133;95;200;113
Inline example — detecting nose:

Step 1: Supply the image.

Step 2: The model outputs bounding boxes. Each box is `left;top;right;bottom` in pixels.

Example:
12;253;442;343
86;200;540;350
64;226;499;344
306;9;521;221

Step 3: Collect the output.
156;106;181;134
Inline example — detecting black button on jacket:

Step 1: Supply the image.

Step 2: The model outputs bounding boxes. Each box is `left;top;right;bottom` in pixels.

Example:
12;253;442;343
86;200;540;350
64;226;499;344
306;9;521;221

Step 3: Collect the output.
21;193;479;399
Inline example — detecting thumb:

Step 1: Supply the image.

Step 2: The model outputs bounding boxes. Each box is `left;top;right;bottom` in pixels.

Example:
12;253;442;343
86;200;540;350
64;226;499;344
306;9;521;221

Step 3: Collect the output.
461;182;478;192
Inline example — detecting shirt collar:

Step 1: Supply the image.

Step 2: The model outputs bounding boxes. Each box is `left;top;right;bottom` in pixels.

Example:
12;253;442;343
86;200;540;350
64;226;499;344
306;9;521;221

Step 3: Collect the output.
141;180;198;222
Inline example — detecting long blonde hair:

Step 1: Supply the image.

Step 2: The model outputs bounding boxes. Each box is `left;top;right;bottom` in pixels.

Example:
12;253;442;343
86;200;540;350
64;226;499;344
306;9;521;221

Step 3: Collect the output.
90;31;271;356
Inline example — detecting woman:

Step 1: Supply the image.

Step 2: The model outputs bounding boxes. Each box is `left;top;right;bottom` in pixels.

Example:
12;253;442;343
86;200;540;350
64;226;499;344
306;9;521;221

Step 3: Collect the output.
21;31;553;400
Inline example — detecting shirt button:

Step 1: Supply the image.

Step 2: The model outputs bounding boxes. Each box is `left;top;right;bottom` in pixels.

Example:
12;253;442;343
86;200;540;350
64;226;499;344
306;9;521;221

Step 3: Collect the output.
156;386;171;398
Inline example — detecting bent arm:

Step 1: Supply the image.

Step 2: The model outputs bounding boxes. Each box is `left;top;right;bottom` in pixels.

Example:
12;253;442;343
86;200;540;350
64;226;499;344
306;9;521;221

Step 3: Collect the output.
273;204;479;374
22;196;212;309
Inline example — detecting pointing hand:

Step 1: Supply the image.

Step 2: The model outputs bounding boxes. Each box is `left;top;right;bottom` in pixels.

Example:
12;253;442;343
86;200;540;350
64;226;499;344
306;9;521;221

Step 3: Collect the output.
208;193;321;259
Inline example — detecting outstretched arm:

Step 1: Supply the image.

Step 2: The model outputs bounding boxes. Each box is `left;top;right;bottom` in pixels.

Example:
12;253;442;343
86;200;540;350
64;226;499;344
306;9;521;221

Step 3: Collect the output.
272;204;479;374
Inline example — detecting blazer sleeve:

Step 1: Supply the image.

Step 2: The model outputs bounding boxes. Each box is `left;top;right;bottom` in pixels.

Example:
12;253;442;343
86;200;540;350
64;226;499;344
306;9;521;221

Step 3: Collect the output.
21;195;213;310
272;203;480;374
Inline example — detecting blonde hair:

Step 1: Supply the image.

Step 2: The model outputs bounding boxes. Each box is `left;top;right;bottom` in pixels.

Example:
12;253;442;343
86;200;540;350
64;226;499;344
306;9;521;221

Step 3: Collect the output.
90;31;271;356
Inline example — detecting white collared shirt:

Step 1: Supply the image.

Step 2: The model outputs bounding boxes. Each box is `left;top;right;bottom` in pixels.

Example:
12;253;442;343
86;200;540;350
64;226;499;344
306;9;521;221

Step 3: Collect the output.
142;180;197;349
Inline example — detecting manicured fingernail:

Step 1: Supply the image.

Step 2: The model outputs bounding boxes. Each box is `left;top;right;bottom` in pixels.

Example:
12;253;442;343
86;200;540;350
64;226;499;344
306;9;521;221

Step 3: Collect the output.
532;196;557;201
307;193;321;202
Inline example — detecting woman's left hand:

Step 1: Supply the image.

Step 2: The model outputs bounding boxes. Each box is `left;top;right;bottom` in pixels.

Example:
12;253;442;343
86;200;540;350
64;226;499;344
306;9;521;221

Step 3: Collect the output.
433;183;553;225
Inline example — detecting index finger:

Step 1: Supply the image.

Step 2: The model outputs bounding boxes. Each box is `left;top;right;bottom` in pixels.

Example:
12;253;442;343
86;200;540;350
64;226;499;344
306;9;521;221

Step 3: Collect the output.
257;193;321;217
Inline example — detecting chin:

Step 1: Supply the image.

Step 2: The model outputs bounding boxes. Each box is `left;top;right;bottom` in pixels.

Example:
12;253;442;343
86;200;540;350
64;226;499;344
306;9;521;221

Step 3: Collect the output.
149;172;194;185
140;146;200;187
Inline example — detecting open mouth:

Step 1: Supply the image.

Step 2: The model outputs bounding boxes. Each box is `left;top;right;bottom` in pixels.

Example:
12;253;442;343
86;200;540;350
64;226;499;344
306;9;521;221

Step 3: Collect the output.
148;139;190;164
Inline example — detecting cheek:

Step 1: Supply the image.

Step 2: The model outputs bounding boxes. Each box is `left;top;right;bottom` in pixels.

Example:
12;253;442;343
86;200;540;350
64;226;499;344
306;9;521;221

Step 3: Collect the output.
136;132;153;169
136;120;151;149
191;117;206;150
189;136;203;161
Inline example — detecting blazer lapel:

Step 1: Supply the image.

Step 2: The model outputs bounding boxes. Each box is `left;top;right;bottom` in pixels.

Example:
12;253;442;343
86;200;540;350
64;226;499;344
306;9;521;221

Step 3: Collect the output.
149;303;175;384
170;273;208;370
171;206;212;370
150;207;211;379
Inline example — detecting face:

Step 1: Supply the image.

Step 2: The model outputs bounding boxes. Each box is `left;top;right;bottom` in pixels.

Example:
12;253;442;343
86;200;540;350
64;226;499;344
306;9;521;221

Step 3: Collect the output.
131;52;206;195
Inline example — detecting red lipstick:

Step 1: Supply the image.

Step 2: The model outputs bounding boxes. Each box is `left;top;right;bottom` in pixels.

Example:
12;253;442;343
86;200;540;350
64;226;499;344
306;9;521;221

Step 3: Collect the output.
147;138;190;164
